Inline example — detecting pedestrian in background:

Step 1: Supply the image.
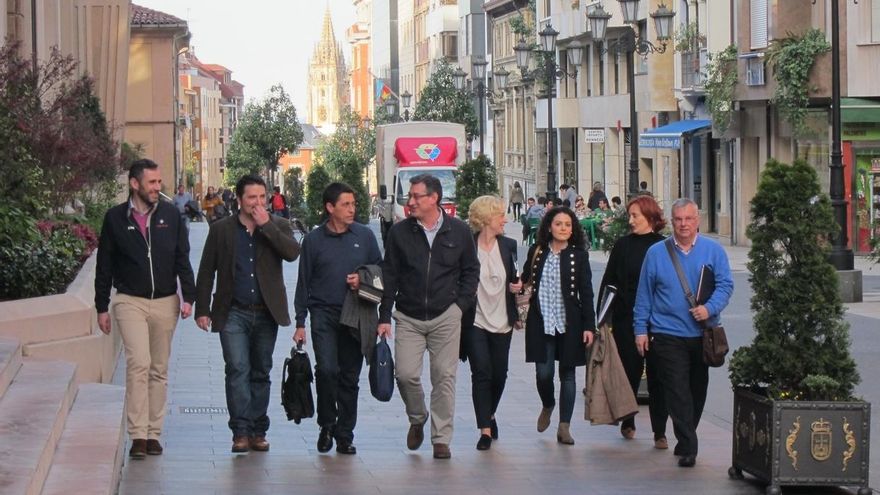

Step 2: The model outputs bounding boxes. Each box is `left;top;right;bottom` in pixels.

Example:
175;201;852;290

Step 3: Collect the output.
201;186;223;222
634;198;733;467
94;158;196;459
294;182;381;456
599;195;669;449
461;195;522;451
270;185;289;218
377;174;480;460
509;181;525;219
521;206;596;445
587;182;608;210
195;174;300;454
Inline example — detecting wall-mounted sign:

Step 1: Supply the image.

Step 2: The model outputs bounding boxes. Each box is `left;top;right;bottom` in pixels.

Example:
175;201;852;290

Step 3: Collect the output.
584;129;605;143
639;135;682;149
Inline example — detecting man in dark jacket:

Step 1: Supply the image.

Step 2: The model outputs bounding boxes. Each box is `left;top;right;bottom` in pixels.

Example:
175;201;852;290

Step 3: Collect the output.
377;174;480;460
94;158;196;459
195;174;300;453
294;182;381;456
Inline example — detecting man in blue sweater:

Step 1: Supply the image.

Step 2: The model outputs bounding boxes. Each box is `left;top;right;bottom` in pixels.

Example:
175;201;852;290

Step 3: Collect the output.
294;182;381;455
633;198;733;468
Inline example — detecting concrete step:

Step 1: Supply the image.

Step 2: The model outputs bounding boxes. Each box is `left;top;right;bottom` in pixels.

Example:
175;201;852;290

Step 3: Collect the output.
0;360;77;495
24;333;119;385
41;383;125;495
0;337;22;399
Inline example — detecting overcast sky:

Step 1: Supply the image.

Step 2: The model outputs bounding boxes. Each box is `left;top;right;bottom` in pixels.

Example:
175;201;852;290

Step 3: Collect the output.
136;0;356;118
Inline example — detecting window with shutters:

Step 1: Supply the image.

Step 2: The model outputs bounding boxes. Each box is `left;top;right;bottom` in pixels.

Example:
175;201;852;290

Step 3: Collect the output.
750;0;768;49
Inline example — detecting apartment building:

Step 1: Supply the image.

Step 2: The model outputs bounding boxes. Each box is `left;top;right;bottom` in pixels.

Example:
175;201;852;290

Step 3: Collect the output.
178;52;225;194
349;0;374;118
372;0;400;102
126;4;189;191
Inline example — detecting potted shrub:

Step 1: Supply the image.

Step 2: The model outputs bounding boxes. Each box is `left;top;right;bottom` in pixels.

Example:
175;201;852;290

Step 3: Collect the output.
727;159;871;495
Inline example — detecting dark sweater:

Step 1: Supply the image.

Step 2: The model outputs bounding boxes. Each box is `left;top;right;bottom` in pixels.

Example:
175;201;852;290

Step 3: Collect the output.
599;232;665;334
294;222;381;327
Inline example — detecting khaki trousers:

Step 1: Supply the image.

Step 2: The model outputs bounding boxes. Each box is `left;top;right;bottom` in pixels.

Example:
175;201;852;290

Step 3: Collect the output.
394;304;462;445
112;293;180;440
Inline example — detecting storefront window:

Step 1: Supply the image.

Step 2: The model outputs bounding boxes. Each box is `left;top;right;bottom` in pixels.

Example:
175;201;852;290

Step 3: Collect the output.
591;142;605;189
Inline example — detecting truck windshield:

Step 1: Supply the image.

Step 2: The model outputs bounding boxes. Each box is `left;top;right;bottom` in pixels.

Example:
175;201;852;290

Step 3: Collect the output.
396;169;456;205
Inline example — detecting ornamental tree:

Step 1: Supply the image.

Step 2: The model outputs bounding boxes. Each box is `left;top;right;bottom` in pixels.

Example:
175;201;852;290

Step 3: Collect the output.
227;84;303;186
454;155;498;220
728;159;860;401
412;59;478;142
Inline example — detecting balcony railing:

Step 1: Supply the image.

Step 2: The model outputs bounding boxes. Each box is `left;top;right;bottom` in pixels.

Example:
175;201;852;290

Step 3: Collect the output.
680;48;708;89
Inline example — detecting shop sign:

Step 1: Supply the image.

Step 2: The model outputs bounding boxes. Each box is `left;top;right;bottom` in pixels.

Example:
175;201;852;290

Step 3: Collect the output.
639;135;681;149
584;129;605;143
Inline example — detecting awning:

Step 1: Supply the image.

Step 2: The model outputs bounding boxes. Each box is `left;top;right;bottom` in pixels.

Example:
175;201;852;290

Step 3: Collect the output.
394;137;458;166
842;98;880;124
639;120;712;149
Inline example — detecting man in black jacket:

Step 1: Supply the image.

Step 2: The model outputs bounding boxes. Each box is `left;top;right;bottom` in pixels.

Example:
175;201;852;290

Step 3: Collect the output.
195;174;300;454
94;158;196;459
377;174;480;460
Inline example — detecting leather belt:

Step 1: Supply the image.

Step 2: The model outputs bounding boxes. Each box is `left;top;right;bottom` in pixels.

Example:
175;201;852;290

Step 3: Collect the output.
231;301;268;312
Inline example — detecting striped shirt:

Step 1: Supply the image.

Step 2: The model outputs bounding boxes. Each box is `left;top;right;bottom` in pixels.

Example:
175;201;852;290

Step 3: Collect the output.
538;250;566;335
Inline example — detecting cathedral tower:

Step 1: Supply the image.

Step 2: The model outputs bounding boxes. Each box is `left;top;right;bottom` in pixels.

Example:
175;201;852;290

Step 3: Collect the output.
307;6;350;131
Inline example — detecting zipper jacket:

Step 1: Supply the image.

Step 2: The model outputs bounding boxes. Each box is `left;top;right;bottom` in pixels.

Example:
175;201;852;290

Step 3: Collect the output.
95;199;196;313
378;212;480;324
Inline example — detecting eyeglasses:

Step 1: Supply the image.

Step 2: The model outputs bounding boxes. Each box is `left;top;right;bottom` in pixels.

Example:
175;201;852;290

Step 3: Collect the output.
409;192;432;201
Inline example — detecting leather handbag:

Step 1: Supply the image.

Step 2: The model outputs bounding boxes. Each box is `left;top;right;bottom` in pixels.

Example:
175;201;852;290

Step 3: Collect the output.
516;246;542;325
369;337;395;402
664;240;729;367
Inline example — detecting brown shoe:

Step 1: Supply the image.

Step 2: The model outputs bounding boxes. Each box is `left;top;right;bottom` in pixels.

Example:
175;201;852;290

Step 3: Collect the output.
231;435;250;453
146;439;163;455
621;426;636;440
654;436;669;450
432;443;451;459
556;422;575;445
129;439;147;459
537;407;554;433
406;422;425;451
250;436;270;452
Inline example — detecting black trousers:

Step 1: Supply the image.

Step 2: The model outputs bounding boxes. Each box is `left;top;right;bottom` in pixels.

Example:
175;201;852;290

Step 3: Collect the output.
466;326;513;430
651;333;708;456
613;324;668;436
310;307;363;443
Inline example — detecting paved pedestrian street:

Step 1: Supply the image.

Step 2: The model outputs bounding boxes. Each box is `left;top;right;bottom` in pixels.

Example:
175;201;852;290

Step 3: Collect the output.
115;220;877;495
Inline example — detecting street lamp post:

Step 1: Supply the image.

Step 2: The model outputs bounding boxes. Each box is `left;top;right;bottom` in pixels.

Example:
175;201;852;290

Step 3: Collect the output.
454;60;509;158
828;0;854;271
401;90;412;121
514;24;583;202
588;1;675;198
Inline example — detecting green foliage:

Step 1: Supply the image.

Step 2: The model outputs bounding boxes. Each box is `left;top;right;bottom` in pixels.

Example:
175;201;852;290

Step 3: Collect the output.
509;0;536;40
305;165;332;228
673;22;706;53
766;29;831;136
283;167;308;221
596;212;631;253
454;155;498;220
870;218;880;265
728;159;860;401
704;45;739;135
412;60;479;142
313;107;373;222
227;84;303;185
0;217;93;301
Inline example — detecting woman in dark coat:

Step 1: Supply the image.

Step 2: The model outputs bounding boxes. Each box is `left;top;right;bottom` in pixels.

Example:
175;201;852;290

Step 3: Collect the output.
460;196;522;451
521;206;596;445
598;195;669;449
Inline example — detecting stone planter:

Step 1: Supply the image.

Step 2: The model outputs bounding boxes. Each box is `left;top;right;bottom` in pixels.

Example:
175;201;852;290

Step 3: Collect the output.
729;387;872;495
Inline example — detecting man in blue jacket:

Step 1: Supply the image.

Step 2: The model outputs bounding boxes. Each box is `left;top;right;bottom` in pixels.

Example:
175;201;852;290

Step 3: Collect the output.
633;198;733;468
95;159;196;459
378;174;480;460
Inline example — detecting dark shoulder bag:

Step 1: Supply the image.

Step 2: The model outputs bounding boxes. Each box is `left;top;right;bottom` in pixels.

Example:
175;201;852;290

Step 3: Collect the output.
664;239;729;367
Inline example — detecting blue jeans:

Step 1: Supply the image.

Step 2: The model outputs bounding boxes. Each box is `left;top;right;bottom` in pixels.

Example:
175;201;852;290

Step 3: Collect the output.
535;334;576;423
309;307;363;443
219;307;279;437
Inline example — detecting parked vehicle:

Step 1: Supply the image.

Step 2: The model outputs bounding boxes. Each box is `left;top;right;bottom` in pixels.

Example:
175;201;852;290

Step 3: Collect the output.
374;121;467;240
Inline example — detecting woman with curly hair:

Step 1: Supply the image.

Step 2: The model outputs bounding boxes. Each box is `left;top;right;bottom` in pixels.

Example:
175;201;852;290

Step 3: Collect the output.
598;195;669;449
521;206;596;445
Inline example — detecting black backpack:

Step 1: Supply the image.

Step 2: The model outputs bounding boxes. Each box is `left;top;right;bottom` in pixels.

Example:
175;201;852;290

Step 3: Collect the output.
281;342;315;423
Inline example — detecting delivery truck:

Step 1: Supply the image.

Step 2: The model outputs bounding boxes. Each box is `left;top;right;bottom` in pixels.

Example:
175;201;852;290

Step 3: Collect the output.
375;121;467;240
